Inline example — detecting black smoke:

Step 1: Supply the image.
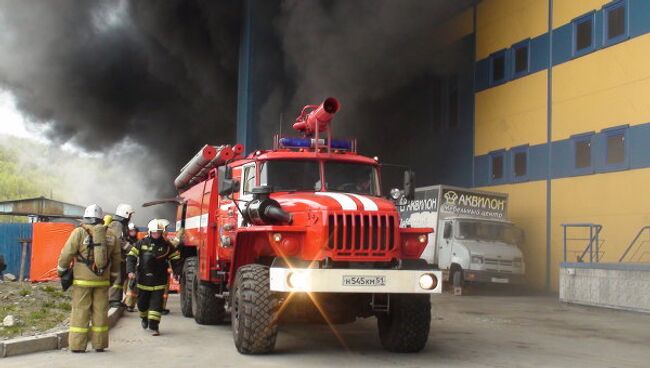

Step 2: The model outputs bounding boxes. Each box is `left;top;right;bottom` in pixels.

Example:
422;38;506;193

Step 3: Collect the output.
0;0;241;198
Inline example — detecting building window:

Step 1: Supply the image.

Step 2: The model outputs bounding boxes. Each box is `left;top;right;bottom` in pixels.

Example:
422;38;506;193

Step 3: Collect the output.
513;148;527;177
602;125;629;171
490;151;506;182
490;50;507;85
575;139;591;168
573;14;595;56
604;1;627;45
512;40;530;77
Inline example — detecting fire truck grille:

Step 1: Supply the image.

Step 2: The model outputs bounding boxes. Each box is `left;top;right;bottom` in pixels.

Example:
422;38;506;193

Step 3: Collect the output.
327;213;397;256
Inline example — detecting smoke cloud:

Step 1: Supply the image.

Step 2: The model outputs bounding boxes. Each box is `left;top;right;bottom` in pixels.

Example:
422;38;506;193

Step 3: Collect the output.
0;0;241;220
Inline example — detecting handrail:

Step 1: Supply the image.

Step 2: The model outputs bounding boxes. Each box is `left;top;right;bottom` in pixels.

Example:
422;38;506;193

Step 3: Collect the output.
618;226;650;263
562;223;603;263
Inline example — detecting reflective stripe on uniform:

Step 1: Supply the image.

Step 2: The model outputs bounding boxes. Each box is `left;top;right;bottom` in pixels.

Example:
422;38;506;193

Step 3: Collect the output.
128;247;139;256
148;311;161;321
69;326;89;333
73;279;110;287
169;251;181;260
91;325;109;332
140;310;148;318
137;284;167;291
111;284;123;289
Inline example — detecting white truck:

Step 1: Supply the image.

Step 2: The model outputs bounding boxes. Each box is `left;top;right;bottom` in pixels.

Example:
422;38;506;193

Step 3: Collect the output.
398;185;526;294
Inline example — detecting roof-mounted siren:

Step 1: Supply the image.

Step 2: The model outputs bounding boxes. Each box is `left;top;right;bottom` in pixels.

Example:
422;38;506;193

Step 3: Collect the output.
292;97;340;152
174;144;234;190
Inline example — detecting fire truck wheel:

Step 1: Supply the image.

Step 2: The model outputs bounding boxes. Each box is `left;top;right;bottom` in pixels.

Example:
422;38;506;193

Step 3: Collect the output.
231;264;278;354
377;294;431;353
191;269;226;325
180;257;197;318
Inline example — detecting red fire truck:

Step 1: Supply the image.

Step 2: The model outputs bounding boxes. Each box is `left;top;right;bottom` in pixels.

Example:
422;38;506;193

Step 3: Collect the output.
172;98;441;354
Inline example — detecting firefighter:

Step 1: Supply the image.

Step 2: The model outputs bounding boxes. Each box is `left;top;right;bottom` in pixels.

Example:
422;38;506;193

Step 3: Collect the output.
157;219;185;315
108;203;135;308
123;222;139;312
126;219;183;335
57;204;121;352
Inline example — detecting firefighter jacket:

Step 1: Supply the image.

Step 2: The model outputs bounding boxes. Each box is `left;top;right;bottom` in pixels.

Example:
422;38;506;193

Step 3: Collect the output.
57;225;121;288
125;235;138;254
126;236;181;289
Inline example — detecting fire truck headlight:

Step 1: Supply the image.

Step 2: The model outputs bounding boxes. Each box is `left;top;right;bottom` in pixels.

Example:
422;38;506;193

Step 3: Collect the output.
417;234;427;244
272;233;282;242
418;273;437;290
390;188;402;200
287;271;308;290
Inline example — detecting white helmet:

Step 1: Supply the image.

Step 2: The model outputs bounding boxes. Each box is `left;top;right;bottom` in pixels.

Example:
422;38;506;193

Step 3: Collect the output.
115;204;134;219
157;219;170;230
83;204;103;221
147;219;165;233
128;222;136;231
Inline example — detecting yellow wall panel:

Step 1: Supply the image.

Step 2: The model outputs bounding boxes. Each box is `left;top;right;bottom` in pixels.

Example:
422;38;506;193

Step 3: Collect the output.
476;0;548;60
552;34;650;140
475;71;548;155
550;168;650;290
482;181;548;290
552;0;611;28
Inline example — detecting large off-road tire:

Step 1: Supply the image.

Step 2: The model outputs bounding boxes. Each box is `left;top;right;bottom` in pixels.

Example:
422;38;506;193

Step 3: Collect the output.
231;264;278;354
180;257;196;318
191;268;226;325
377;294;431;353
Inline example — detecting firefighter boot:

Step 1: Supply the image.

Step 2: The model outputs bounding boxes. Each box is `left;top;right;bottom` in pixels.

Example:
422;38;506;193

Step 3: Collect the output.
149;319;160;336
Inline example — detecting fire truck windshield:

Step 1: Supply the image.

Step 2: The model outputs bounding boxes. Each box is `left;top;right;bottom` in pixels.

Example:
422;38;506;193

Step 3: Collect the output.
260;160;321;191
259;159;380;196
324;161;380;196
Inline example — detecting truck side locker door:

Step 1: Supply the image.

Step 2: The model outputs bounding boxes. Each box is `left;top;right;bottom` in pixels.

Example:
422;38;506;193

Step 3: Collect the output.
438;220;453;270
238;163;256;227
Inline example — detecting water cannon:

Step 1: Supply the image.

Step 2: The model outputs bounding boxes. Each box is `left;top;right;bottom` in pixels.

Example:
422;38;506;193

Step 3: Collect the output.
292;97;340;137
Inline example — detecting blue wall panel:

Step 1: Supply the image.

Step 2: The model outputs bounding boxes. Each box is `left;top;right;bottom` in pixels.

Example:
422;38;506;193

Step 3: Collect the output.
530;33;550;74
0;223;32;279
629;0;650;38
528;144;548;181
551;24;573;65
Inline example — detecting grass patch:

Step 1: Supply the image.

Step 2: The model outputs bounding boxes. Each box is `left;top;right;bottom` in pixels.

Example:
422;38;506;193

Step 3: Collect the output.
41;285;57;293
57;302;72;311
19;288;32;297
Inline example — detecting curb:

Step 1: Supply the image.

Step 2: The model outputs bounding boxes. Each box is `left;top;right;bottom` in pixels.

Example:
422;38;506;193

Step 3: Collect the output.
0;306;124;358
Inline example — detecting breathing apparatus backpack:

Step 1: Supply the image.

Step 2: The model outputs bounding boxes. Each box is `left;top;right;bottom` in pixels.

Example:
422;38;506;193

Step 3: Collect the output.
77;224;110;276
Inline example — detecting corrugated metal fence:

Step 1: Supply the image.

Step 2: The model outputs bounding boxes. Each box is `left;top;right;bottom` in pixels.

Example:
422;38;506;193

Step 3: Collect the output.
0;223;33;279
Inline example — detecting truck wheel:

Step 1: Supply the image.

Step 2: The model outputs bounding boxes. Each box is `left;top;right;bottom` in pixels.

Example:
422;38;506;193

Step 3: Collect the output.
231;264;278;354
377;294;431;353
191;270;226;325
180;257;196;318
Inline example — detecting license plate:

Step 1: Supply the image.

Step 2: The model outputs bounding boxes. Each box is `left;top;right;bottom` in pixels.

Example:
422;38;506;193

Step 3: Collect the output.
491;277;509;284
342;275;386;287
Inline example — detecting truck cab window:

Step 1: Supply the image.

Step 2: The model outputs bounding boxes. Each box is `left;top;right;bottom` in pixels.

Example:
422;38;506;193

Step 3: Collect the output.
325;162;379;196
242;165;256;194
260;160;321;192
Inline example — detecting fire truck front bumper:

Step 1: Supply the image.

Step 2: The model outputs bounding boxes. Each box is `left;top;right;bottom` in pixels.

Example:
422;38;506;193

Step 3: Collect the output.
269;267;443;294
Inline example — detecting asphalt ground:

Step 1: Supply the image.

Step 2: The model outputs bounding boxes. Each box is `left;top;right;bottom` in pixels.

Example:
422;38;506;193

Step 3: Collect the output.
4;290;650;368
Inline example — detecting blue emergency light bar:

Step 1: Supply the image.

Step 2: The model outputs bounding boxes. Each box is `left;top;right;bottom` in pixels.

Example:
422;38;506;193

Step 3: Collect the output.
278;137;352;151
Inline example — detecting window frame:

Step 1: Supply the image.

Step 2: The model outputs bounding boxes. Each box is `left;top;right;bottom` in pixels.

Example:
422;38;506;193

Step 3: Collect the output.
571;132;595;175
572;12;596;57
511;145;530;182
511;39;531;79
489;49;508;87
603;0;628;47
489;149;507;184
602;125;629;172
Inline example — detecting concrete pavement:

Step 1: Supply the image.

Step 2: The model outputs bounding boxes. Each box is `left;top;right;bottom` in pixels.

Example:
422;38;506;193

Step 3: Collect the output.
3;292;650;368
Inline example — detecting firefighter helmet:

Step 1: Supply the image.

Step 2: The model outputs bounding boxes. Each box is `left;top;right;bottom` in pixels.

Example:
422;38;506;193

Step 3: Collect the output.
157;219;171;230
83;204;103;222
147;219;164;233
115;204;135;219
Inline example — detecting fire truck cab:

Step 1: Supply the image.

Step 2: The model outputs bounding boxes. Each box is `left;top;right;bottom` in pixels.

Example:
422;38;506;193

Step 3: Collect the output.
174;98;442;354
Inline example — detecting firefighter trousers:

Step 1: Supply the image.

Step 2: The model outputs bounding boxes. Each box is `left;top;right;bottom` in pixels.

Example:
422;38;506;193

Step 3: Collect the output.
69;284;110;351
137;286;165;330
108;261;126;304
